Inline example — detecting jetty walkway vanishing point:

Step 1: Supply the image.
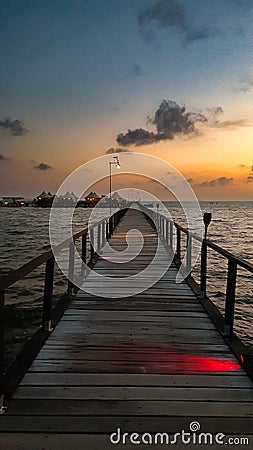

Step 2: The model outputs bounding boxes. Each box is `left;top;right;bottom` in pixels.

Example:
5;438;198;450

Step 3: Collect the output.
0;206;253;449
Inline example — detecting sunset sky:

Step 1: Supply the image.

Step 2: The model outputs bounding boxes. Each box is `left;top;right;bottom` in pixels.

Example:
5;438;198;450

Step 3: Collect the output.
0;0;253;200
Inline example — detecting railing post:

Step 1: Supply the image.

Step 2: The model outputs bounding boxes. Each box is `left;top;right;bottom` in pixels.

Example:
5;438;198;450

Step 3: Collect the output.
200;240;207;298
90;228;95;262
176;228;181;265
42;256;54;331
109;216;113;237
81;233;87;276
224;258;237;336
82;233;87;266
97;223;101;252
67;240;75;296
0;289;6;414
170;221;173;250
102;220;106;246
166;220;169;247
186;234;192;276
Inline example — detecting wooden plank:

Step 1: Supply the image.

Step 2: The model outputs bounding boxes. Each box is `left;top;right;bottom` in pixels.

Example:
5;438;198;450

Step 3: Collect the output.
13;386;253;401
1;416;253;434
27;361;243;374
7;399;253;416
20;373;251;387
0;433;252;450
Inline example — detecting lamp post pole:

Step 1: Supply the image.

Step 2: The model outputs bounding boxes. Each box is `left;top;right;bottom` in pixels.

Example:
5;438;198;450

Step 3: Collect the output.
108;156;121;231
109;162;113;210
109;156;121;211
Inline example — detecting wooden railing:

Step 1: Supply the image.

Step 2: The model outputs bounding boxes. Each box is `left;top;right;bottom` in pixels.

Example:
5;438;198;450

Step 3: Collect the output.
140;204;253;338
0;208;127;410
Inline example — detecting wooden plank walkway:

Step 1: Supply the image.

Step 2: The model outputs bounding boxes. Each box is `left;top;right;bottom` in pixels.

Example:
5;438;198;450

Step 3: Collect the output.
0;208;253;449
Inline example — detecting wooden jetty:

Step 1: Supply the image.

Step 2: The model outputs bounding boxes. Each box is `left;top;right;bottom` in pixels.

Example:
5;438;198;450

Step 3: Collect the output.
0;207;253;449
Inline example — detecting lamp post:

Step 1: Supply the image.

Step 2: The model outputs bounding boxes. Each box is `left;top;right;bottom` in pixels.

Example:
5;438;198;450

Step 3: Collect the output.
109;156;121;209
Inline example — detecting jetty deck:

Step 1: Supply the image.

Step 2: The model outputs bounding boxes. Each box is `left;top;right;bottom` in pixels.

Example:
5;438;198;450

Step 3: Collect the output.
0;208;253;449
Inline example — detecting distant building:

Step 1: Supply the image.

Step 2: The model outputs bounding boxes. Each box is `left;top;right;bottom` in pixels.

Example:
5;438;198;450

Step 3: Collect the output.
1;197;25;207
85;191;101;206
33;191;55;207
54;191;78;207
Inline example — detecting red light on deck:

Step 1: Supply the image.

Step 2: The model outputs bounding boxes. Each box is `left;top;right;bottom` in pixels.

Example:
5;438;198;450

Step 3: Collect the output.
189;356;240;372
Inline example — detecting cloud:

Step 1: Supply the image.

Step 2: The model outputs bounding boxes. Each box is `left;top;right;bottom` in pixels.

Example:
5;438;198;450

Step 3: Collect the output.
0;154;11;161
116;100;250;147
245;175;253;183
214;119;251;129
183;27;221;47
0;118;29;136
106;147;132;154
34;162;52;171
239;76;253;93
198;177;234;188
138;0;185;32
130;64;142;77
138;0;220;46
117;99;207;146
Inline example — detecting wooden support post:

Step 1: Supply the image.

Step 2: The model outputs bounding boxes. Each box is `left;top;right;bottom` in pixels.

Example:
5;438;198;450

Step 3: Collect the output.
170;221;173;250
67;241;75;296
102;221;106;246
90;228;95;262
97;223;101;252
186;234;192;276
166;220;169;247
176;228;181;265
109;216;113;237
0;289;6;414
200;240;207;298
224;258;237;336
82;233;87;266
42;256;55;331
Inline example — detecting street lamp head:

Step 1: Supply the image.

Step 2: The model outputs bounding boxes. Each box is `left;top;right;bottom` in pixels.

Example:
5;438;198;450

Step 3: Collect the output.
113;156;121;168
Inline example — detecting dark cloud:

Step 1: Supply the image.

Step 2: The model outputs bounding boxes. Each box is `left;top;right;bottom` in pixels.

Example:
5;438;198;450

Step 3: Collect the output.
198;177;234;188
245;175;253;183
239;76;253;93
0;154;11;161
34;163;52;171
138;0;185;30
213;119;250;129
117;100;248;147
106;147;132;154
117;99;207;146
183;27;221;47
0;118;29;136
131;64;142;77
117;129;158;146
138;0;221;46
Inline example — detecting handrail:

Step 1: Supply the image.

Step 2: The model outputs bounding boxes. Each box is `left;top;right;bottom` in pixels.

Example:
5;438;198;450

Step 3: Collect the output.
173;221;253;273
0;208;128;410
139;203;253;339
0;215;111;291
